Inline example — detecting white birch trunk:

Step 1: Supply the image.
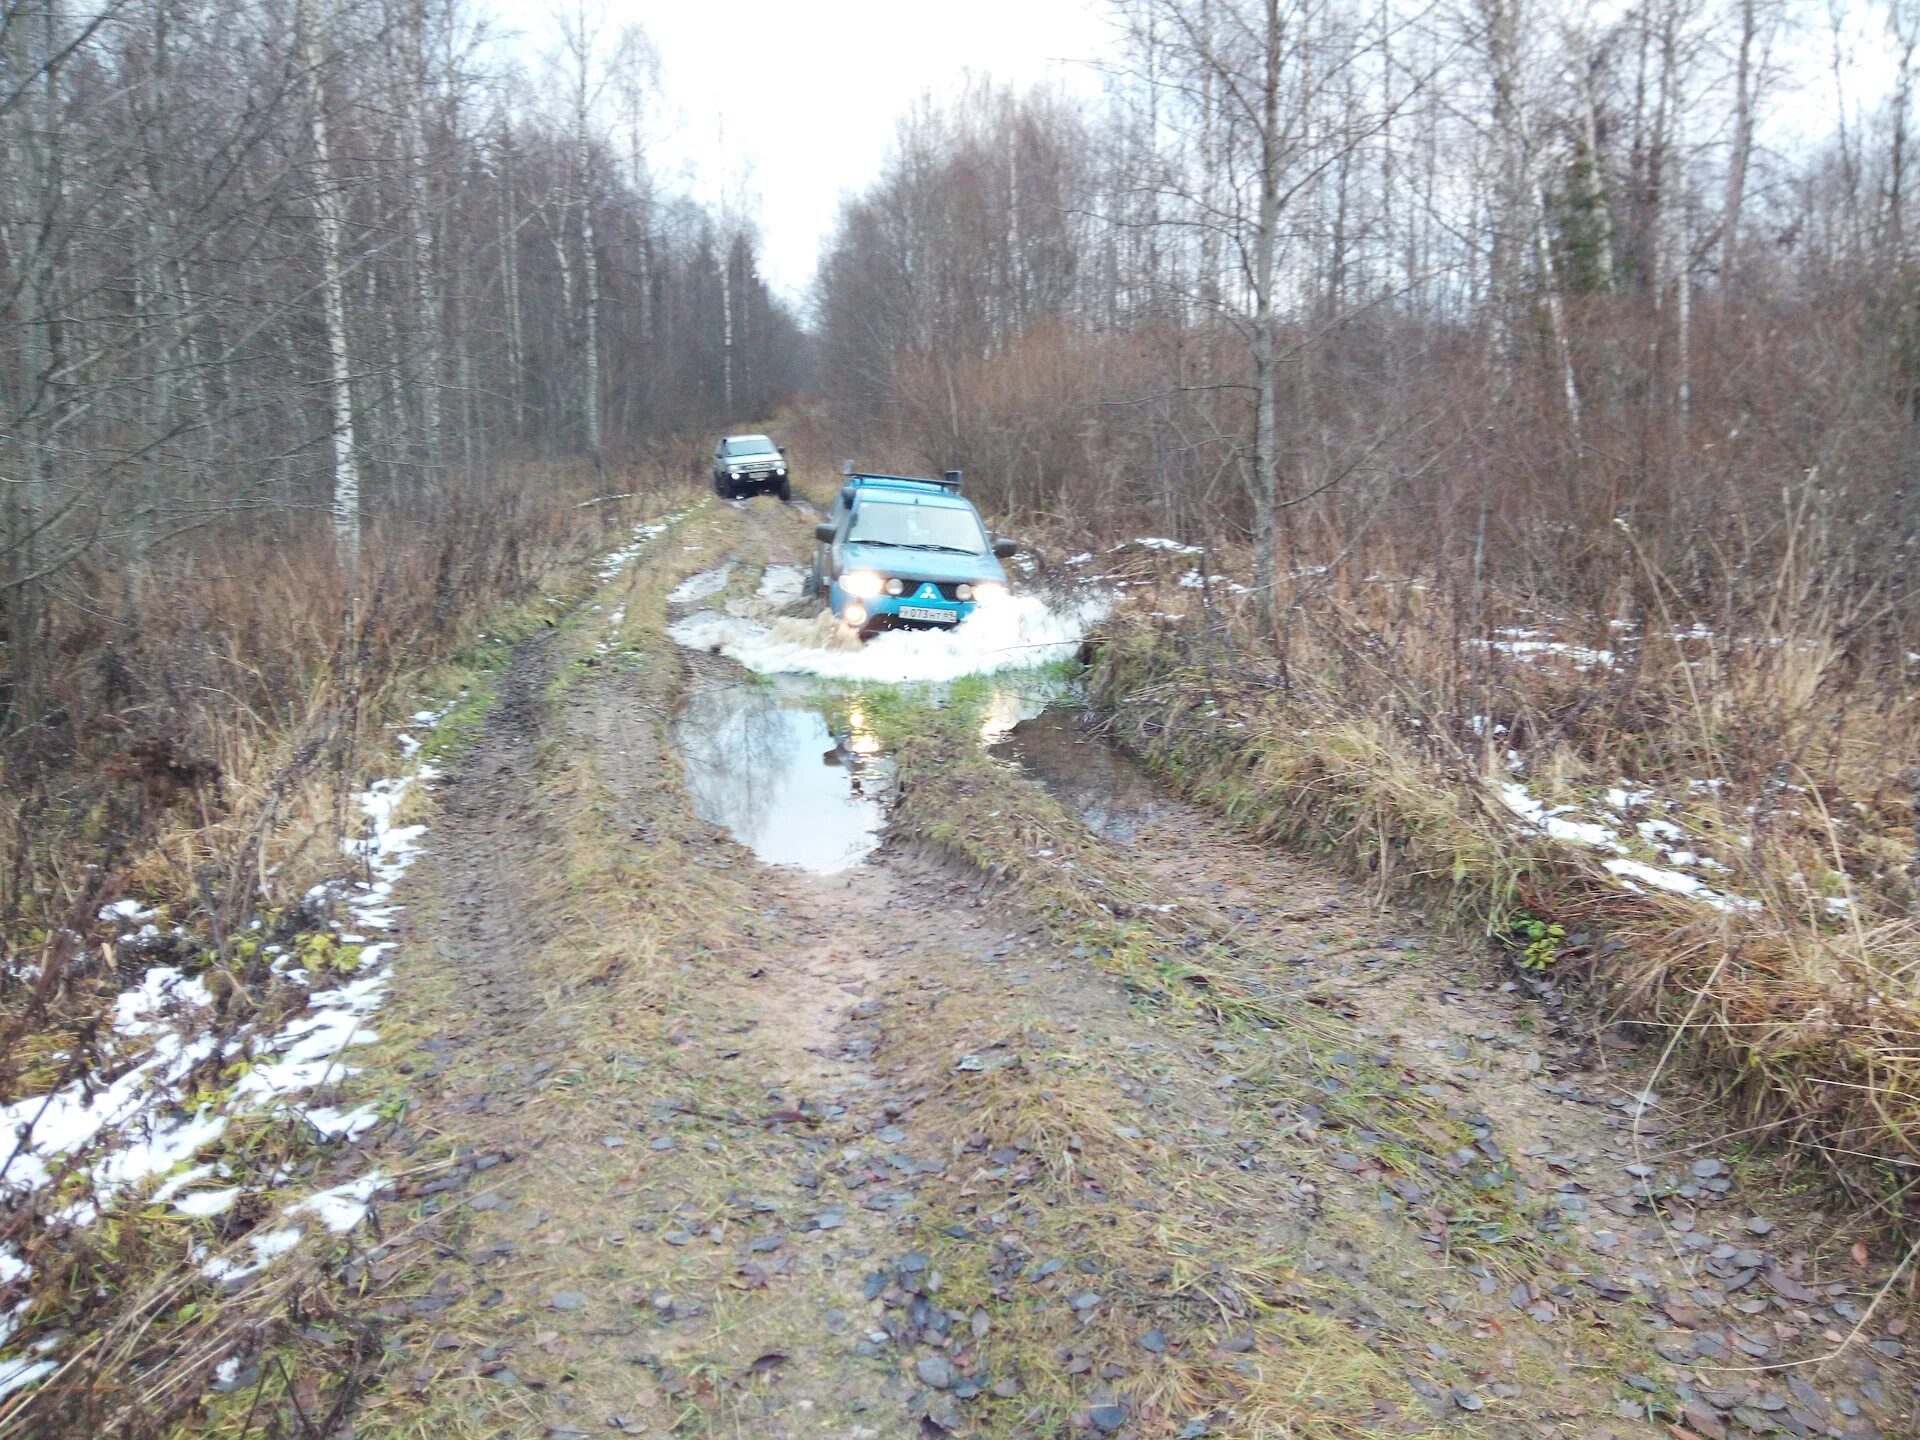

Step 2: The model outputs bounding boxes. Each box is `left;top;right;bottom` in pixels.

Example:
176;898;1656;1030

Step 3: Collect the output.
1577;49;1616;288
1531;171;1584;439
497;130;526;434
581;189;601;455
721;251;735;414
578;128;601;457
404;69;440;451
301;0;361;557
1721;0;1757;289
1250;0;1283;637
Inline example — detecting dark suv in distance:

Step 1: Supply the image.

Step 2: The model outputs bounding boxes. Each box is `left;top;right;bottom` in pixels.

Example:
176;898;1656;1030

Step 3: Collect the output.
712;434;791;501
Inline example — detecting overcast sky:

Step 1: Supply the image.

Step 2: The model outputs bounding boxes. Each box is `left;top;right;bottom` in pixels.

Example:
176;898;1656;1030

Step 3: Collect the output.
479;0;1899;311
483;0;1118;304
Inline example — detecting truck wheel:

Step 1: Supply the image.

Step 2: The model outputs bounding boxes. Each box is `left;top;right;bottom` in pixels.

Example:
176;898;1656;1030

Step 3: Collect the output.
776;477;792;503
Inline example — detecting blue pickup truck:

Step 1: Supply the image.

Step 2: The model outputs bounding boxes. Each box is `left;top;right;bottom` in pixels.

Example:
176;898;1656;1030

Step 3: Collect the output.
811;469;1019;638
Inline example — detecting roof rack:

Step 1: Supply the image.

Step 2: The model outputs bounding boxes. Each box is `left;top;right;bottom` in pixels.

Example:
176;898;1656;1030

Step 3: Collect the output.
839;461;964;493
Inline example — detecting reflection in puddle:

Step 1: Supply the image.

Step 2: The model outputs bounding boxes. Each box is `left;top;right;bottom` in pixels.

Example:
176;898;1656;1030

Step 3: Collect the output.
676;685;889;873
674;675;1073;873
1006;709;1174;844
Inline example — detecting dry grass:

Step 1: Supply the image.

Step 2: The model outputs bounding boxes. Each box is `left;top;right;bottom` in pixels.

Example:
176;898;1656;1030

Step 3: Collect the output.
0;466;713;1438
0;460;701;1098
1080;590;1920;1225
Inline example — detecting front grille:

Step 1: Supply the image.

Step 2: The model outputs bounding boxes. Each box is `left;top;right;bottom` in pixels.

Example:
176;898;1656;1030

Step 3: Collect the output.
895;579;965;601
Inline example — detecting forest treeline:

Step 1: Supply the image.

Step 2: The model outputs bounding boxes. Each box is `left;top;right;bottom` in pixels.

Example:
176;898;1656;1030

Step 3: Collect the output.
816;0;1920;654
0;0;805;924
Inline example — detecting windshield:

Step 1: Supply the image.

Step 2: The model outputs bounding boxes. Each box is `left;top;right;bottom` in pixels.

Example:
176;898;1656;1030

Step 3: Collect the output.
848;500;987;554
724;436;776;457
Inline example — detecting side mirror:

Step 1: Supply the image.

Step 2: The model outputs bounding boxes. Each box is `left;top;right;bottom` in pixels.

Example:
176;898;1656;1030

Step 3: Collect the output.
814;523;836;544
779;446;788;455
992;538;1019;559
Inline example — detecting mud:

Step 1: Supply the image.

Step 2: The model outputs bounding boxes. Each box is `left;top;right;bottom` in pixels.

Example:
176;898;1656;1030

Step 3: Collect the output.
343;497;1917;1440
1004;706;1176;842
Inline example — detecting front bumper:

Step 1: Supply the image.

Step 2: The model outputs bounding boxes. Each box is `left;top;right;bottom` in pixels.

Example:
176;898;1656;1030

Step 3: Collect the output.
830;584;978;630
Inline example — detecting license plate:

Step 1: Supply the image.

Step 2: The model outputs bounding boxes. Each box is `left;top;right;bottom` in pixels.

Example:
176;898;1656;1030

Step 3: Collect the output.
898;605;957;624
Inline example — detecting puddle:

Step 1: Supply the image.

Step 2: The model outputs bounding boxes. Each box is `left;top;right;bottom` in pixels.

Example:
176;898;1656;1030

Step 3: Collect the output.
1005;709;1175;843
674;676;1072;873
675;684;890;873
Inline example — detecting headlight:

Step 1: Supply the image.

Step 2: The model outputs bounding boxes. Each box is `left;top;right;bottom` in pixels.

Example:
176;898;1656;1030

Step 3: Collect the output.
841;570;885;599
955;583;973;601
776;465;787;475
885;578;904;596
730;468;742;478
972;582;1009;604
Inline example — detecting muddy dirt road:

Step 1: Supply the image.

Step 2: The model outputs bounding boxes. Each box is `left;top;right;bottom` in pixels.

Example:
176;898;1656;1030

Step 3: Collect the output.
346;498;1913;1440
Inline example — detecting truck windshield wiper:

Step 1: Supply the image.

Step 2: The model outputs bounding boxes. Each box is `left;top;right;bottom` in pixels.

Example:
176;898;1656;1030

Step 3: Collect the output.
849;538;982;555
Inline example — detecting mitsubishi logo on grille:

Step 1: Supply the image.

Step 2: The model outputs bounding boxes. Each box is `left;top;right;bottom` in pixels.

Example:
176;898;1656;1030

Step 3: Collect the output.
915;583;941;601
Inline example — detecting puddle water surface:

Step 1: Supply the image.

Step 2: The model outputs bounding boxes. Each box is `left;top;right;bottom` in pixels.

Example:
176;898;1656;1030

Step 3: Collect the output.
675;684;889;873
1005;708;1175;843
675;676;1071;873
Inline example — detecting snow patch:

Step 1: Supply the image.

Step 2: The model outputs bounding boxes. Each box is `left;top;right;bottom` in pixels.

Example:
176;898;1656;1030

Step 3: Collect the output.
287;1174;387;1233
1475;633;1616;671
301;1104;382;1140
1125;537;1204;555
113;967;214;1038
172;1187;242;1218
0;1358;55;1400
1495;783;1628;853
594;511;688;580
1495;779;1756;913
1177;570;1252;595
1602;858;1753;911
203;1225;303;1284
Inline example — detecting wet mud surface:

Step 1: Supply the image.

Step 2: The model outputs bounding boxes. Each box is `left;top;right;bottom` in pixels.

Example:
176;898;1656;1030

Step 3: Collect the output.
1006;709;1919;1440
356;497;1917;1440
1002;708;1176;843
